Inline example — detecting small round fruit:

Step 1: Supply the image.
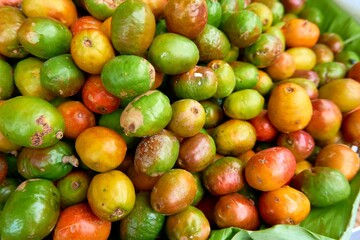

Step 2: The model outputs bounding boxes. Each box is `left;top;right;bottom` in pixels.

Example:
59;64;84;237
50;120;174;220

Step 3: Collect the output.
87;170;136;221
342;107;360;146
258;185;311;226
213;193;260;230
53;203;111;240
245;146;296;191
282;18;320;48
75;126;127;172
286;47;317;70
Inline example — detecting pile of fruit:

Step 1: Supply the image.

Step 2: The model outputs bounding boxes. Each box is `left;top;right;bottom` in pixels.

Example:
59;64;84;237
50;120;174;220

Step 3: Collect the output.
1;0;360;239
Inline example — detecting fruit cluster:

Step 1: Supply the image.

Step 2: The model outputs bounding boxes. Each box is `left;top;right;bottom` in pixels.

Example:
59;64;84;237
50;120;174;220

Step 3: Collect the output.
0;0;360;239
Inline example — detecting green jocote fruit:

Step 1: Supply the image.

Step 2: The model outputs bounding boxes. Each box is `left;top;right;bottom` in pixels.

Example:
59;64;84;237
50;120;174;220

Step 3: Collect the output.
0;96;65;148
17;141;79;181
120;90;172;137
0;58;14;100
0;178;60;240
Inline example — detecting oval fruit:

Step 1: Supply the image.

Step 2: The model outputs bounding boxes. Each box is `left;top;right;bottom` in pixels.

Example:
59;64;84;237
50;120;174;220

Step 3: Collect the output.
267;82;313;133
53;203;111;240
17;16;72;59
0;96;65;148
150;168;197;215
147;32;200;75
245;146;296;191
292;166;351;207
0;179;60;239
111;0;156;56
258;185;311;226
101;55;155;99
0;58;14;100
87;170;136;221
120;90;172;137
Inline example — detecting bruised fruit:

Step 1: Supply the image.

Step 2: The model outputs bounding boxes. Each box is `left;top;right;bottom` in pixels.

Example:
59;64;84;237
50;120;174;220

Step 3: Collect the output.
0;96;65;148
120;90;172;137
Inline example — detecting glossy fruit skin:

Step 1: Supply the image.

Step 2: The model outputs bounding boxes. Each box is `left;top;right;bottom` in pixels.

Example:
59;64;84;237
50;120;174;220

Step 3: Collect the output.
56;170;91;208
265;51;296;81
267;82;313;133
177;132;216;172
53;203;111;240
87;170;136;221
202;156;246;196
166;205;211;240
101;55;155;99
283;18;320;48
57;100;96;139
213;193;260;230
120;90;172;137
312;43;334;64
0;179;60;240
230;61;259;91
17;141;78;181
249;109;278;142
291;69;320;86
0;58;14;100
244;33;283;68
14;57;55;101
111;0;156;56
223;89;264;120
0;96;65;148
276;130;315;162
305;98;342;142
75;126;127;172
0;6;28;58
120;191;165;240
150;168;197;215
22;0;78;27
212;119;257;156
81;75;121;114
134;129;179;176
199;99;224;129
17;16;72;59
342;107;360;146
71;28;115;75
245;146;296;191
126;163;160;191
318;32;344;54
315;143;360;181
147;33;200;75
40;54;85;97
207;59;236;99
171;66;218;101
314;62;347;86
0;178;20;212
258;185;310;226
220;10;262;48
277;77;319;100
286;47;317;70
347;62;360;82
84;0;124;21
193;24;231;63
318;78;360;113
165;0;207;39
292;166;350;207
206;0;222;28
70;15;102;36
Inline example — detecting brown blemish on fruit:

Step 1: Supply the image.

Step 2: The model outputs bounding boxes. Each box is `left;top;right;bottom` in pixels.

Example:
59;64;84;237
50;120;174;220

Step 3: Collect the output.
16;180;28;191
110;208;124;219
84;38;92;47
31;115;56;146
285;86;294;93
71;181;80;190
101;0;120;8
120;107;144;135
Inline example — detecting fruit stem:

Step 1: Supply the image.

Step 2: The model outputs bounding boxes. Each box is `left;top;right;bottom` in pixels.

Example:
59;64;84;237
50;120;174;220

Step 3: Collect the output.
62;155;79;167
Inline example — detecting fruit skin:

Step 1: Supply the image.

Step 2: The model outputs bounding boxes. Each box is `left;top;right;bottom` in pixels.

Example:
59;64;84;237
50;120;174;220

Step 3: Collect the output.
147;33;200;75
267;82;313;133
87;170;136;222
120;90;172;137
0;178;20;213
17;141;79;181
292;166;351;207
0;96;65;148
53;203;111;240
120;191;165;240
150;168;197;215
0;6;28;58
213;192;260;230
282;18;320;48
165;205;211;240
245;146;296;191
0;178;60;240
17;16;72;59
0;58;14;100
111;0;156;56
258;185;310;226
101;55;155;100
84;0;124;21
342;107;360;146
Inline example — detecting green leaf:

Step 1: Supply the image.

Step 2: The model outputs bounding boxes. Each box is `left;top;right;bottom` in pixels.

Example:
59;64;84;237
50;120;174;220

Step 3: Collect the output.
305;0;360;56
